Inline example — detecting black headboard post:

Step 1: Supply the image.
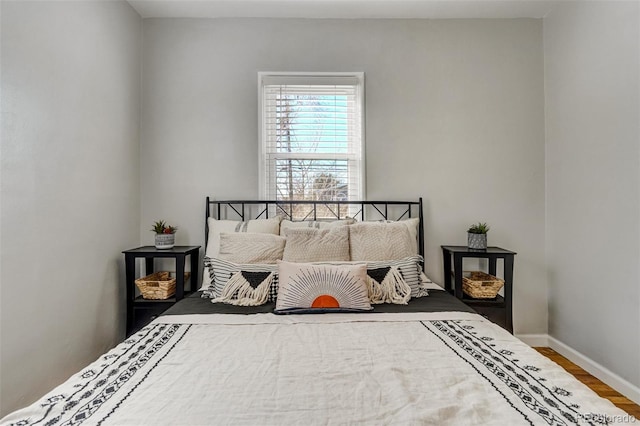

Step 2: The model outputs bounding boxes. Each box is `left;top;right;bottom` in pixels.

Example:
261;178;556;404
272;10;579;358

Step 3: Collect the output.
419;197;425;269
205;196;211;248
418;198;424;256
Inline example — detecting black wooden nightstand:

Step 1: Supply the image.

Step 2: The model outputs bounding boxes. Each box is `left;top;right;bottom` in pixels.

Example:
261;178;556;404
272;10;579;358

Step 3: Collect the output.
123;245;200;335
441;245;516;333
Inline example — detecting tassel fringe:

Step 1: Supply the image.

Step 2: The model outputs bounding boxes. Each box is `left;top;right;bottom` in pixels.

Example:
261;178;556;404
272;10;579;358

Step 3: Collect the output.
367;275;385;304
366;266;411;305
212;272;273;306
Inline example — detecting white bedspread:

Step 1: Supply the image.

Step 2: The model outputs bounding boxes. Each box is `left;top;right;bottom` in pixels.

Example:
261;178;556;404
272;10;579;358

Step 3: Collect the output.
1;312;631;425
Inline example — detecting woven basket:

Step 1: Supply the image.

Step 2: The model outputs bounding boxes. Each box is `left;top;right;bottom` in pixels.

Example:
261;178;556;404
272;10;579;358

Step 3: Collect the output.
135;271;190;300
462;271;504;299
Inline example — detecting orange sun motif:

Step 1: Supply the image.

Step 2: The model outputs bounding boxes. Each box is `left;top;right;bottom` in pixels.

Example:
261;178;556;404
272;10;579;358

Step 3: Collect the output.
311;295;340;308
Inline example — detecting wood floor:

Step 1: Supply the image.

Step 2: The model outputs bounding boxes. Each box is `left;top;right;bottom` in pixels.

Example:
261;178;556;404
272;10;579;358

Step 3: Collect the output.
535;347;640;419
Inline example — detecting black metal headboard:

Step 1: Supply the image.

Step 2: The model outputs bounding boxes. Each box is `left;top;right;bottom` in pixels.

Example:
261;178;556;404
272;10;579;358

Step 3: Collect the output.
206;197;424;259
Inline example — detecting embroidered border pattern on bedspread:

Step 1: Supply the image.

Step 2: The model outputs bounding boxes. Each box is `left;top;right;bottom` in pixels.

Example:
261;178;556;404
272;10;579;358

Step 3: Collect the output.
1;314;626;425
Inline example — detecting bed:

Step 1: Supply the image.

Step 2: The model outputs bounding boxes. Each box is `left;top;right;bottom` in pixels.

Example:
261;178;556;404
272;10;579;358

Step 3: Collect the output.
1;199;631;425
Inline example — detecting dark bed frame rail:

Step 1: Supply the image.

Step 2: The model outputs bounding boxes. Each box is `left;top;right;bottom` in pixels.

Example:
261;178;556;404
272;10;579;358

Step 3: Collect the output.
206;197;424;260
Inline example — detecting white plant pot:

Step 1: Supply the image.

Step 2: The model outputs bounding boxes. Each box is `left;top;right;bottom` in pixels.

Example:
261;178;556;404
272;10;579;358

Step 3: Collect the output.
155;233;175;249
467;233;487;250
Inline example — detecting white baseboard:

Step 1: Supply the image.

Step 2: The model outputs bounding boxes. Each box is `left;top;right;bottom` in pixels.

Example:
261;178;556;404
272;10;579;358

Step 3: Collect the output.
516;334;549;347
548;336;640;405
515;333;640;405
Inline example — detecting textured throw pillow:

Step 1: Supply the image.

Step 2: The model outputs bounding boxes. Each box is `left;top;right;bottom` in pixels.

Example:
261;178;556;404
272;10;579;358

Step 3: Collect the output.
283;226;350;262
381;218;420;255
349;221;414;261
219;233;286;264
279;218;356;236
212;270;275;306
275;261;372;313
200;216;282;290
206;217;282;259
366;266;411;305
203;257;279;302
365;256;427;298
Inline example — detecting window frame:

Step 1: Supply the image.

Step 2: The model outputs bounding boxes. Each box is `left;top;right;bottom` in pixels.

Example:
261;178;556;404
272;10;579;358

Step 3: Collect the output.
258;71;366;201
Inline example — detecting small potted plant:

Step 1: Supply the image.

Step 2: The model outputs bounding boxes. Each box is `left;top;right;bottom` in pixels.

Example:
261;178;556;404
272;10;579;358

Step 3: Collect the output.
151;220;178;249
467;222;489;249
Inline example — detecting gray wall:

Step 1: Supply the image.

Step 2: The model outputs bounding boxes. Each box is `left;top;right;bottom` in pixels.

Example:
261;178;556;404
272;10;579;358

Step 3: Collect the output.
141;18;546;334
2;1;638;414
0;1;141;415
544;2;640;387
4;1;638;414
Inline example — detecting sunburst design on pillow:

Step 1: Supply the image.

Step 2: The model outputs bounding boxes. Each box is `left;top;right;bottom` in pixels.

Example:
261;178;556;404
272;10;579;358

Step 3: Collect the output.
311;295;340;308
277;266;371;310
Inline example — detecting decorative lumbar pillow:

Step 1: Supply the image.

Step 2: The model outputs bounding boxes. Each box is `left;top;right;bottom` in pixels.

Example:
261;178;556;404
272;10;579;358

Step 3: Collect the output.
366;266;411;305
200;216;282;290
218;233;286;264
279;218;356;236
282;226;350;262
349;221;414;261
275;261;372;313
203;257;279;302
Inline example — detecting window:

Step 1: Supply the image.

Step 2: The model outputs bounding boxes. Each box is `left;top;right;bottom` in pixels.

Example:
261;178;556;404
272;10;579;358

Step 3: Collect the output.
259;73;365;207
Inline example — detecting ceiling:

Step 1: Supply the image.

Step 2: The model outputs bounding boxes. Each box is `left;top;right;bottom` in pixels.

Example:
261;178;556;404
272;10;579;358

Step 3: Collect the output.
127;0;557;19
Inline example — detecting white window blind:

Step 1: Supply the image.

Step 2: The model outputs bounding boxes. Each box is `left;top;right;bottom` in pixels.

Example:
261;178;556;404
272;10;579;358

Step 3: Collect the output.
259;73;365;206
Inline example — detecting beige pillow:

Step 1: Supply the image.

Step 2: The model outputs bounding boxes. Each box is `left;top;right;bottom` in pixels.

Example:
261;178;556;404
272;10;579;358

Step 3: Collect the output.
349;221;414;261
398;218;420;254
276;261;372;312
375;218;420;255
219;233;286;264
205;217;282;259
200;216;282;290
283;226;350;262
279;218;356;236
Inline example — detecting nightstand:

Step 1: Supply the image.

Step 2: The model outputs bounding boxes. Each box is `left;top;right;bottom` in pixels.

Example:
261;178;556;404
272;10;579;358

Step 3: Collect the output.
123;245;200;335
441;245;516;333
